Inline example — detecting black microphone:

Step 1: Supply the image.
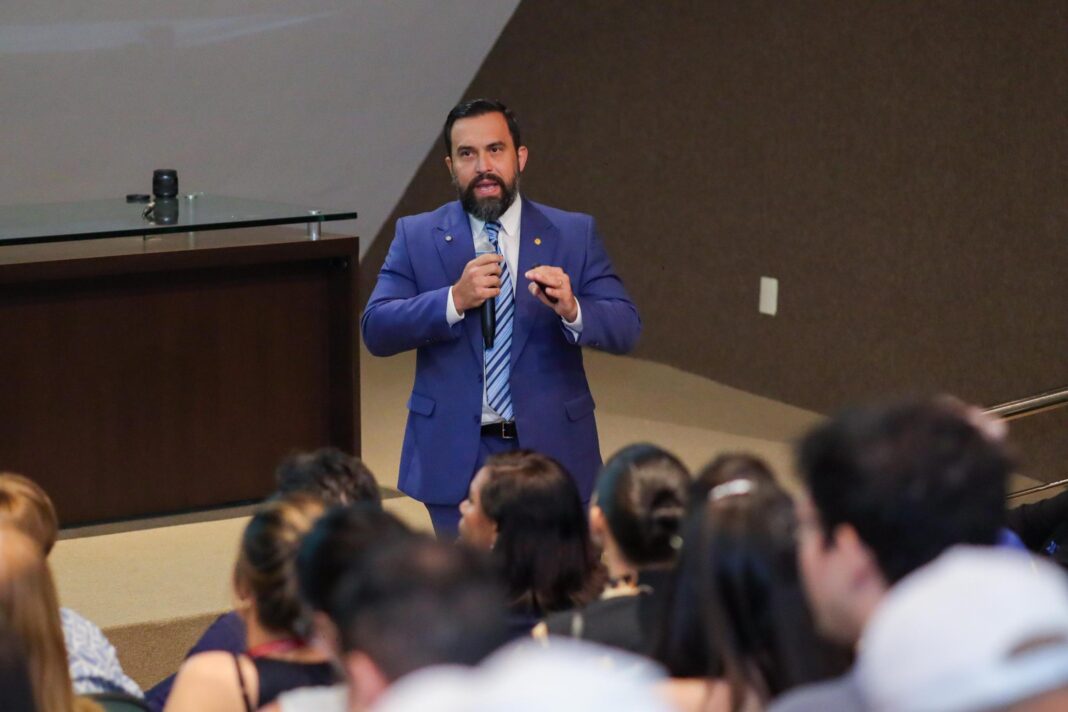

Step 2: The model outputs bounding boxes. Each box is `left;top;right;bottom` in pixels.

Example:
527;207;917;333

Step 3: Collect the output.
482;296;496;349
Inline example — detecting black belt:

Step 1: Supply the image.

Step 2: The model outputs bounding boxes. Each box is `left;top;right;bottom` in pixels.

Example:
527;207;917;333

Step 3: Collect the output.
481;421;518;440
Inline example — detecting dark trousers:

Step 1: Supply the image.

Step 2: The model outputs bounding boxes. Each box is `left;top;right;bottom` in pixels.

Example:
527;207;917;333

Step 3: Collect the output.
426;432;519;539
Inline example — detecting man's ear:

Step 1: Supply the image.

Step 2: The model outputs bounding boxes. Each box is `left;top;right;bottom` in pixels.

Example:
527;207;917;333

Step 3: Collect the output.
517;145;528;173
832;523;885;589
445;155;453;175
345;650;391;708
311;611;341;660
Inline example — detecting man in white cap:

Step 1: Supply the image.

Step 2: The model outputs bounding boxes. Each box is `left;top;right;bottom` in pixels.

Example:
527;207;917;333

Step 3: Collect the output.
770;397;1014;711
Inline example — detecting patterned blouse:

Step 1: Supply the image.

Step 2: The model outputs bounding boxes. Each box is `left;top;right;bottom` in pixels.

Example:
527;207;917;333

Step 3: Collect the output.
61;607;143;697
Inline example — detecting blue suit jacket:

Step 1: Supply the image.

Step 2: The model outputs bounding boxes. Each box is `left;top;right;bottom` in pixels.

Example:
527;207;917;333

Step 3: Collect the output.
362;199;640;504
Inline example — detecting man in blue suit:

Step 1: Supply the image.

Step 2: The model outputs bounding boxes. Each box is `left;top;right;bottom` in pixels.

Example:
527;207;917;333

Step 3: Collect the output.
362;99;640;536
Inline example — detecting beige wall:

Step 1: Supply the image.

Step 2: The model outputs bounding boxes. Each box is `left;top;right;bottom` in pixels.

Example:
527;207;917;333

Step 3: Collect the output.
362;1;1068;481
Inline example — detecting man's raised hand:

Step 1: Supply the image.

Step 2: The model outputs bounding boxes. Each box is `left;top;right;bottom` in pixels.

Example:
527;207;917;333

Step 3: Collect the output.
452;253;503;313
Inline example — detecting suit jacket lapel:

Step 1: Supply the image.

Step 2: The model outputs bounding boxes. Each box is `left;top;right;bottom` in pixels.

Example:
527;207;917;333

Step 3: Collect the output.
513;199;558;364
432;202;482;364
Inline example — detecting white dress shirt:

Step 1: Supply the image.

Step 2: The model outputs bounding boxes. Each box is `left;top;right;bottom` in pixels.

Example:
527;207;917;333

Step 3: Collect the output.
444;197;583;424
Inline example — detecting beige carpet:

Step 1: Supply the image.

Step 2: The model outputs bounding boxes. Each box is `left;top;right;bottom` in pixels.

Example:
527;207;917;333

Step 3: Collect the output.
49;346;1045;690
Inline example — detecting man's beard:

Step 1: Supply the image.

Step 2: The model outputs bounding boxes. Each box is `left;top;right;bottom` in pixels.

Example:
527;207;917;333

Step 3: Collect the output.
455;171;520;223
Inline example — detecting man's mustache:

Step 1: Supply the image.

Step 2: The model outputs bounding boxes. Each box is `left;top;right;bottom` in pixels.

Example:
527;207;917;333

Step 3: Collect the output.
468;172;507;190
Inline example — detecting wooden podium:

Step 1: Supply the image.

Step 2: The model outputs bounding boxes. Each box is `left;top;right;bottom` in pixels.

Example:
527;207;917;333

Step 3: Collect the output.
0;197;359;525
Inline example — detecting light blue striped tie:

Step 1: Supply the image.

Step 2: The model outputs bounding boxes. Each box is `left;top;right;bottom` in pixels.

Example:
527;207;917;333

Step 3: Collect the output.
484;221;514;420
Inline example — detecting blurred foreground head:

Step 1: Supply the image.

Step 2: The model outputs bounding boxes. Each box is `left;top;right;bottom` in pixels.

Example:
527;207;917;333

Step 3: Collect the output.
333;536;512;708
795;396;1012;644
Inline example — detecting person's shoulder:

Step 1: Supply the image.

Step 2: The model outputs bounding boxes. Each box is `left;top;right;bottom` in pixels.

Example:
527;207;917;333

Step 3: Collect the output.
167;651;245;711
176;650;241;686
767;670;863;712
398;201;460;228
60;607;109;648
526;199;593;226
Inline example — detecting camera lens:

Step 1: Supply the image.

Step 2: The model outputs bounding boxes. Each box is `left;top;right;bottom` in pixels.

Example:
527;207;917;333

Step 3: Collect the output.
152;169;179;199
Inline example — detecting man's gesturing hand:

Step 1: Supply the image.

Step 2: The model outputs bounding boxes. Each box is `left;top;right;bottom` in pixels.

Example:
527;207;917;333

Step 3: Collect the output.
525;265;579;322
452;253;503;313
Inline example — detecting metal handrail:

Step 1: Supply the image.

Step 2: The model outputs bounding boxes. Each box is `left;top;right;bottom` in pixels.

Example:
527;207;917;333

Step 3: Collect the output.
985;386;1068;501
1007;478;1068;502
984;385;1068;421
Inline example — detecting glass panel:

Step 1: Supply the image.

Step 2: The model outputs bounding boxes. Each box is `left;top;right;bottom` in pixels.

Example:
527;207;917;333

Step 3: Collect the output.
0;195;357;246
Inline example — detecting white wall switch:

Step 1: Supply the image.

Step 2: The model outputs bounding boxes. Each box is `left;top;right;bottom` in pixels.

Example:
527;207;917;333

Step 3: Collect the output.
759;276;778;316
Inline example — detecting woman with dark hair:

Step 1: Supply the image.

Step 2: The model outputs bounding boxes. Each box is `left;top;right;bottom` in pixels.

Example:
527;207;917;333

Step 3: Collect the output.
458;450;603;629
166;495;337;712
661;479;849;712
543;443;689;654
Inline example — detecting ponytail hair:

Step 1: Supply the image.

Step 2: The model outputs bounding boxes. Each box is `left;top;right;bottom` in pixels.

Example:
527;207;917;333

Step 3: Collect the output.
595;444;691;567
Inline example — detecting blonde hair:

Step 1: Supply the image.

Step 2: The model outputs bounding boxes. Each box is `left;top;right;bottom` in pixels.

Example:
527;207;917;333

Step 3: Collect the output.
233;494;325;637
0;473;59;555
0;525;75;712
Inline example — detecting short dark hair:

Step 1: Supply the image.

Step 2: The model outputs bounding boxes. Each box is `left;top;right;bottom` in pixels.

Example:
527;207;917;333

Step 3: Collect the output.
296;503;411;614
333;537;511;681
595;444;691;567
479;450;604;614
798;397;1012;584
275;447;380;508
443;98;522;156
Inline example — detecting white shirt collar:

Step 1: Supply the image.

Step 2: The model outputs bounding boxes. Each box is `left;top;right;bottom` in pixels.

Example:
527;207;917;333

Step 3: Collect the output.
466;193;522;239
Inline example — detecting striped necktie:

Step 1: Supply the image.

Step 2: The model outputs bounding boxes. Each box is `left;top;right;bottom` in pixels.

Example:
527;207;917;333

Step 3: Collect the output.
484;221;514;421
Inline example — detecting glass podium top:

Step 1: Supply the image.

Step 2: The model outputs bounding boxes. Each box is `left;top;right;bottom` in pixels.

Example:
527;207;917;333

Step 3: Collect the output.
0;194;358;246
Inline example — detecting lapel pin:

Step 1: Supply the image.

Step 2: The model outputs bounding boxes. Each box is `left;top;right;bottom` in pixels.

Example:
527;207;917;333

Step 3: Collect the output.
534;237;542;245
445;235;453;242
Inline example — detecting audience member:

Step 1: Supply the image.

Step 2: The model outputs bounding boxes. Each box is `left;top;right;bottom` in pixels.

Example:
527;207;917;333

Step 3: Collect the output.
147;448;380;711
458;450;604;630
544;443;689;655
0;526;103;712
712;480;850;710
0;473;141;698
332;537;513;710
769;396;1013;711
164;495;335;712
857;546;1068;711
264;504;414;712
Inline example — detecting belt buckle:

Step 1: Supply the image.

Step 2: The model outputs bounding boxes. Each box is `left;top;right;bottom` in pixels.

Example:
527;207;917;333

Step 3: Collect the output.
501;421;515;440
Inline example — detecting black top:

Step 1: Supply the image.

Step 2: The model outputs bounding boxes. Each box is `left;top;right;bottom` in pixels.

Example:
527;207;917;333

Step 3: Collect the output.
545;569;674;656
545;592;649;654
233;654;338;711
1007;488;1068;568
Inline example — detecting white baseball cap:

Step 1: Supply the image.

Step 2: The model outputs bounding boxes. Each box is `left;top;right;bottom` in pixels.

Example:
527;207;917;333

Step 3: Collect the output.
857;546;1068;712
373;637;671;712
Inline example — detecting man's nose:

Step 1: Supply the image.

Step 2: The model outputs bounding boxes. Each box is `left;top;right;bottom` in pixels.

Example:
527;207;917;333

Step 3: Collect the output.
475;151;492;174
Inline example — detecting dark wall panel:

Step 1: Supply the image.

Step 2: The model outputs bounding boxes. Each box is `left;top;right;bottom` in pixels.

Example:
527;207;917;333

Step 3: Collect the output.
361;1;1068;479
